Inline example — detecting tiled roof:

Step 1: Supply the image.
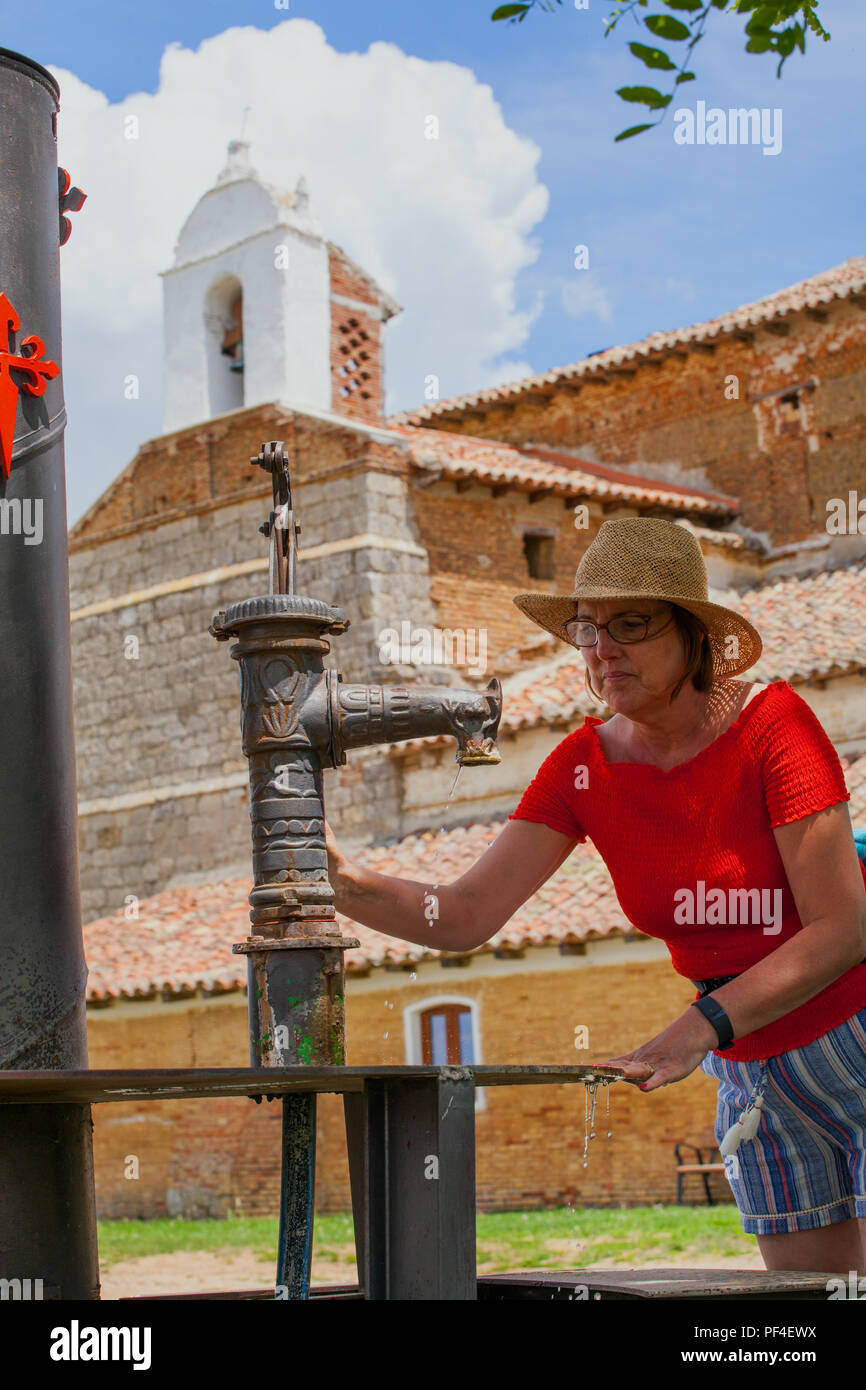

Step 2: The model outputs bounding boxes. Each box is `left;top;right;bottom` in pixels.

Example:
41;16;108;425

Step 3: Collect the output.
736;558;866;683
82;821;626;1003
84;745;866;1002
394;422;742;521
388;257;866;425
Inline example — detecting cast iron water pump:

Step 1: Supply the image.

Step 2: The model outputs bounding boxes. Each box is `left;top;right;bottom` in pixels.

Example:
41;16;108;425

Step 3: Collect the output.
210;442;503;1075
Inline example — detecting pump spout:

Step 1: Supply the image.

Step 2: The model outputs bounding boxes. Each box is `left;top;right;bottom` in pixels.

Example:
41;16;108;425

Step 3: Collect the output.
327;674;502;767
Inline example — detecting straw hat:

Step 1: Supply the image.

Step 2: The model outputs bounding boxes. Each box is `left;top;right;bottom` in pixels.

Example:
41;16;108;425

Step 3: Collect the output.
512;516;762;679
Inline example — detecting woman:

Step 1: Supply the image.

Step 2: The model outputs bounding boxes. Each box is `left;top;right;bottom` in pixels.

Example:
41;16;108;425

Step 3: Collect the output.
326;516;866;1276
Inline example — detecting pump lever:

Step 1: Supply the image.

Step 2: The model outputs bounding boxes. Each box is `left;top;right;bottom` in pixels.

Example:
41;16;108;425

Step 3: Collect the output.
251;440;300;595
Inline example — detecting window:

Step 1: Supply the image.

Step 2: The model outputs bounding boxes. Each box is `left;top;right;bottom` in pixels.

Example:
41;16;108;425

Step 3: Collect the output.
205;275;244;415
777;391;803;436
522;532;555;580
335;321;373;399
420;1003;475;1064
221;294;243;373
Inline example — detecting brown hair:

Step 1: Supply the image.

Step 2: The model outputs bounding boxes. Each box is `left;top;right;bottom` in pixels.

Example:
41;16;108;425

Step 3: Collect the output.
584;603;714;706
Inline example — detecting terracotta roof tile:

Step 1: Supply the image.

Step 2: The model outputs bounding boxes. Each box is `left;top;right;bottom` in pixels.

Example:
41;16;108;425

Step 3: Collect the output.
393;422;741;520
389;257;866;425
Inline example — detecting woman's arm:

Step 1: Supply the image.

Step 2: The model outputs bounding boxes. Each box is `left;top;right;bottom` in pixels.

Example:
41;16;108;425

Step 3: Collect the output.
611;800;866;1090
709;799;866;1036
326;817;579;954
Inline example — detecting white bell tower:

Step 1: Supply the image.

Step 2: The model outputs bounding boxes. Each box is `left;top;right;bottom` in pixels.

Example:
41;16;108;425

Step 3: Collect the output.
160;140;332;433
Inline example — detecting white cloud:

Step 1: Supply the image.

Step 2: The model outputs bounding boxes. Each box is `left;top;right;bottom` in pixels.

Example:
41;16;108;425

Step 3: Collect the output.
560;272;613;323
49;19;549;524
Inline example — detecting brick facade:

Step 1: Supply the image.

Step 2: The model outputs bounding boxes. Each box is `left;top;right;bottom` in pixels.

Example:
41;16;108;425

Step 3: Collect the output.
87;944;727;1218
328;244;389;427
402;297;866;552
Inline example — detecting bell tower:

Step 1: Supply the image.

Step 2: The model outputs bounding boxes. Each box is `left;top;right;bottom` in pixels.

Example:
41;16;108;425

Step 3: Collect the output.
160;140;400;433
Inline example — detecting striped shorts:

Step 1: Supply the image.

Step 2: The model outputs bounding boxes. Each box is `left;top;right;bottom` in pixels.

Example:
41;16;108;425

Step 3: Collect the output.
699;1006;866;1235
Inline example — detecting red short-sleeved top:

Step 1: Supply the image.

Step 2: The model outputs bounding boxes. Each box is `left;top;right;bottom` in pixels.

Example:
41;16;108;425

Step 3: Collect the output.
509;679;866;1060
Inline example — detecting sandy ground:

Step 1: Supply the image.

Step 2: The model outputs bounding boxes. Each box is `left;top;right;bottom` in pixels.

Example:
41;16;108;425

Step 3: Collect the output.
99;1244;764;1298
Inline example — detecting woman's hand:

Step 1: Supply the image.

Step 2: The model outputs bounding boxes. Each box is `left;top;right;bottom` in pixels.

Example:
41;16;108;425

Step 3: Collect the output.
604;1005;719;1093
324;819;345;880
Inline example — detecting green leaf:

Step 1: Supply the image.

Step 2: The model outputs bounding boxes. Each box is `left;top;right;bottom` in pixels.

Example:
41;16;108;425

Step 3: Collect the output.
616;84;673;107
629;41;677;69
615;123;655;140
675;70;696;82
663;0;703;8
750;3;779;27
745;33;772;51
491;3;530;18
710;0;729;7
644;13;692;38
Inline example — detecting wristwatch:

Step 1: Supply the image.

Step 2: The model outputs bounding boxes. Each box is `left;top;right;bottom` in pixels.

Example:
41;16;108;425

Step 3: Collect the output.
691;995;735;1050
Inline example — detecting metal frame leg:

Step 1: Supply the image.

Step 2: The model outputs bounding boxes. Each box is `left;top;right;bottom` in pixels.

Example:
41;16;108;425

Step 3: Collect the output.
344;1070;477;1300
275;1092;317;1299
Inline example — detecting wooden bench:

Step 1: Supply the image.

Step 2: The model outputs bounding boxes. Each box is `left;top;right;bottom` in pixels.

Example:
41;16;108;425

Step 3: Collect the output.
674;1141;727;1204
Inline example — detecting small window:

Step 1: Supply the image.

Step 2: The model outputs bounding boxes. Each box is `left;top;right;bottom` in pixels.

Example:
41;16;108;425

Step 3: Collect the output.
221;293;243;373
777;391;802;432
420;1004;474;1064
523;532;555;580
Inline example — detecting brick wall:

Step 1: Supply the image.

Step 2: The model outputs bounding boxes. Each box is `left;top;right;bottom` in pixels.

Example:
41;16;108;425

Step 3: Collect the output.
329;246;387;428
86;944;730;1219
412;484;605;673
425;303;866;551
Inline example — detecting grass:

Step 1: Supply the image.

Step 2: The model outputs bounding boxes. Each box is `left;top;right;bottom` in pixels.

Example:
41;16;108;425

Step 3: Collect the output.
97;1204;753;1271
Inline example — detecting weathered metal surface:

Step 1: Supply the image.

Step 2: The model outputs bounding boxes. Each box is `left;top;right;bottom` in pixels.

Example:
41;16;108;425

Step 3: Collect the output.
242;947;349;1067
276;1093;317;1298
0;47;98;1300
0;1064;625;1103
209;441;503;943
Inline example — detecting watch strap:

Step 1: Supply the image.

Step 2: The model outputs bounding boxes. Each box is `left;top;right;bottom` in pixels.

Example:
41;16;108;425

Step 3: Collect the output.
692;994;735;1050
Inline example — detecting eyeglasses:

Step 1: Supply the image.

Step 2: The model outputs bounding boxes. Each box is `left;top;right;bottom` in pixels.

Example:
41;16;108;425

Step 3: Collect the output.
562;610;675;647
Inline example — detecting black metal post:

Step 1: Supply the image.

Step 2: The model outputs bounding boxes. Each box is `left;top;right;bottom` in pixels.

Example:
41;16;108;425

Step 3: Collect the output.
0;48;97;1299
345;1071;477;1300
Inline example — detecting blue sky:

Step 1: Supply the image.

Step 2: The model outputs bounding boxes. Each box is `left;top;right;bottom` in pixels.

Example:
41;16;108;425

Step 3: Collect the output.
3;1;862;524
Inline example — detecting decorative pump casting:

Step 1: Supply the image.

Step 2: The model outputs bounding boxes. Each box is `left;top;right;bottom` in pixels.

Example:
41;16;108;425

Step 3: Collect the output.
210;442;503;1073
